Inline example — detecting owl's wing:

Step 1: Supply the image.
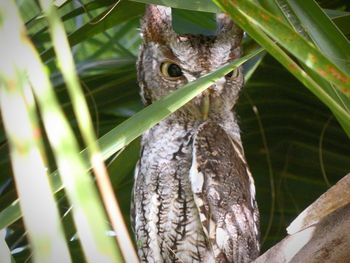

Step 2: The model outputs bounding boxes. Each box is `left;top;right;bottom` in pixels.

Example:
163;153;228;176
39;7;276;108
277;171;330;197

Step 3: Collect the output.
189;121;260;262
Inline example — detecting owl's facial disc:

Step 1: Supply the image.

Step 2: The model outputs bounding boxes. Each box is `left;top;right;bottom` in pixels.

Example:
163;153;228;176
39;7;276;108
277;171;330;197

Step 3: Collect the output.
159;57;213;120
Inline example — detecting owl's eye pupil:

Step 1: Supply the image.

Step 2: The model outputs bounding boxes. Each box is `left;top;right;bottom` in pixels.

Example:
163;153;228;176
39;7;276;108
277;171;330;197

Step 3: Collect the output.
168;64;182;77
225;71;233;78
225;69;239;80
160;61;183;79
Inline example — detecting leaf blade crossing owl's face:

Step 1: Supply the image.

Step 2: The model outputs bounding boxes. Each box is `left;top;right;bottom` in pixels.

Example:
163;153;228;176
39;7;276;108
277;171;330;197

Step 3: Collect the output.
137;5;244;120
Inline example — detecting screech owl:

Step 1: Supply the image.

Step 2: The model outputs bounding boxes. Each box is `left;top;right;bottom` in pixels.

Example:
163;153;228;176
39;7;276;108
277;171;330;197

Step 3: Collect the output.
131;5;260;263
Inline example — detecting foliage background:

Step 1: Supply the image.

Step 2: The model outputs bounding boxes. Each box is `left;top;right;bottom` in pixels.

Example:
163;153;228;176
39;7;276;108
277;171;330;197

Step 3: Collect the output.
0;0;349;262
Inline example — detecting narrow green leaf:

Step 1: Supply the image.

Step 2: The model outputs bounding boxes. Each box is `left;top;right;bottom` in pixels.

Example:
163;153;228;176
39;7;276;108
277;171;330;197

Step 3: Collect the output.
29;0;116;38
0;3;72;262
0;48;263;229
258;0;311;41
270;0;350;142
213;0;350;96
1;2;122;262
0;82;72;263
41;0;144;61
39;1;137;261
257;0;290;25
0;202;21;229
212;0;350;137
60;0;116;22
326;9;350;35
284;0;350;75
107;138;141;187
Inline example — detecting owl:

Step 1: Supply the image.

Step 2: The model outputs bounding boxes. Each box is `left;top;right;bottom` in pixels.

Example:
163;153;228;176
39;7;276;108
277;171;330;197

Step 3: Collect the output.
131;5;260;263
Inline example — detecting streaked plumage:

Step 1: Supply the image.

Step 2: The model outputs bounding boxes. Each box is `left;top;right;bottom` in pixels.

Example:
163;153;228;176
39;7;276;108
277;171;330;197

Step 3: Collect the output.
131;5;260;262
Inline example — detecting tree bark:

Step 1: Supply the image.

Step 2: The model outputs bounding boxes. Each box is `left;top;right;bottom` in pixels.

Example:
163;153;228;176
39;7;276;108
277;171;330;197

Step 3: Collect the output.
254;173;350;263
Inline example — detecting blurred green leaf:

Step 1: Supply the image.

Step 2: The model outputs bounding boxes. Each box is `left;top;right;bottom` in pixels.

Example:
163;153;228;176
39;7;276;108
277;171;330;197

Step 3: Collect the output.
283;0;350;74
0;2;71;262
326;10;350;36
41;0;144;61
40;0;137;260
172;8;217;35
107;138;141;188
60;0;116;22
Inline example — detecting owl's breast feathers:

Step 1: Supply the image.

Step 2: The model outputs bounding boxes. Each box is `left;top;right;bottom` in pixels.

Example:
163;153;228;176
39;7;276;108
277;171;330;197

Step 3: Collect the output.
190;121;260;262
132;120;259;262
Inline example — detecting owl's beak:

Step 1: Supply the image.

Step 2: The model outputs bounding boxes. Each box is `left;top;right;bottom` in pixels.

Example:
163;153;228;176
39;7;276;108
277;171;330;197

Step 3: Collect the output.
200;91;210;120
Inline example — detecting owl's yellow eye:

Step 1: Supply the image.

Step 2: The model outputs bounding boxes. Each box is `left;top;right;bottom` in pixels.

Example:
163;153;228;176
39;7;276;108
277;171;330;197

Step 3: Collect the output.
225;69;239;80
160;61;183;79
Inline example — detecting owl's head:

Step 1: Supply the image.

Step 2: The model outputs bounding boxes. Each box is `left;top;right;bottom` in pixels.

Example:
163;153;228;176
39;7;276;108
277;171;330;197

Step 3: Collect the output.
137;5;244;121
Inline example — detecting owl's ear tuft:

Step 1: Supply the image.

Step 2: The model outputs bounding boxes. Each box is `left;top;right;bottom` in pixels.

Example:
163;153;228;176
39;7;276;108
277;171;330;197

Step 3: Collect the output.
216;14;243;47
141;5;173;44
